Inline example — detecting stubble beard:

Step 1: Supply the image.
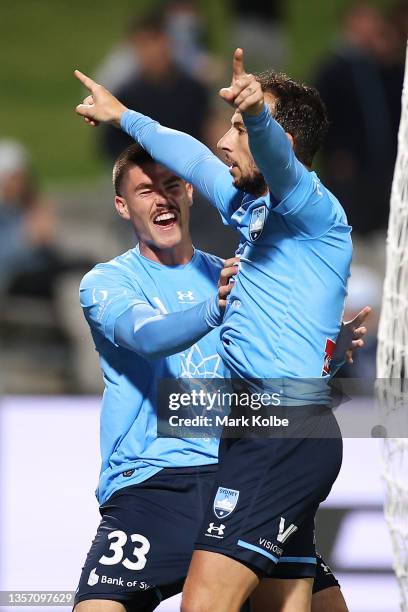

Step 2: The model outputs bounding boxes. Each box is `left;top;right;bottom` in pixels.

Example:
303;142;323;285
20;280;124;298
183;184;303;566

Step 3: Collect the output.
234;168;267;198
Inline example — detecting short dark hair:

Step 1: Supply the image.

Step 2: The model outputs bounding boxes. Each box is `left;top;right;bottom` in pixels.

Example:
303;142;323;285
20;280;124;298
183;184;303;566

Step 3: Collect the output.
127;9;166;37
113;144;154;196
256;71;329;166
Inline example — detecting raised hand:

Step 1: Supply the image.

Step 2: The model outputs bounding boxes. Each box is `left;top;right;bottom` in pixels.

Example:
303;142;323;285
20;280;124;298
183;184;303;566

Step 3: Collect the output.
219;48;264;116
334;306;372;365
74;70;128;128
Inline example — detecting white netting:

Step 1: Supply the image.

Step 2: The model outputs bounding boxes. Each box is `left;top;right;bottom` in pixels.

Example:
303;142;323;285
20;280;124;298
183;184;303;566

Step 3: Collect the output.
377;41;408;611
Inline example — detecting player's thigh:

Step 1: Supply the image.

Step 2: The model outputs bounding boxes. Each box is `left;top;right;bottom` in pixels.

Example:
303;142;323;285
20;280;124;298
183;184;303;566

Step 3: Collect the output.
74;600;125;612
250;577;313;612
182;549;259;612
74;468;216;610
311;586;348;612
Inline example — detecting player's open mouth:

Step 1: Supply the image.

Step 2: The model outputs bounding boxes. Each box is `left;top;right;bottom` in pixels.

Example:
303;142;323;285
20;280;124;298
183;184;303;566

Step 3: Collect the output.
153;211;178;230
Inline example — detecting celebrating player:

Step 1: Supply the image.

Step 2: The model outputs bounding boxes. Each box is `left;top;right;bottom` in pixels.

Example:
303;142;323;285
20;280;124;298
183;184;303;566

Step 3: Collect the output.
72;143;368;612
74;48;358;611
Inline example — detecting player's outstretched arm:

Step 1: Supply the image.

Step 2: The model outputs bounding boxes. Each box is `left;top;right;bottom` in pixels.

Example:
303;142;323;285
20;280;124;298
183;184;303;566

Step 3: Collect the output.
74;70;241;218
219;49;305;202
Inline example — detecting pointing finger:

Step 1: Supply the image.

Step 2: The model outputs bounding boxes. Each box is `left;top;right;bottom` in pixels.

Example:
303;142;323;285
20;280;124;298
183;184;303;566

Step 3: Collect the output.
74;69;99;93
352;306;372;328
232;48;245;80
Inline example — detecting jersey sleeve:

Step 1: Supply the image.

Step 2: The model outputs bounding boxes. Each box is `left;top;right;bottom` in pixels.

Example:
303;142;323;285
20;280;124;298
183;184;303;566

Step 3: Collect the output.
79;265;222;358
243;105;339;238
114;295;221;359
120;109;245;226
79;266;146;345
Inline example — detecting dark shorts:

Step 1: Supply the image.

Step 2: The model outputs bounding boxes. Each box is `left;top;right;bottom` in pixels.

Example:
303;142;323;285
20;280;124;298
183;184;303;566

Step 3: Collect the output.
74;465;340;610
195;415;343;579
74;466;217;611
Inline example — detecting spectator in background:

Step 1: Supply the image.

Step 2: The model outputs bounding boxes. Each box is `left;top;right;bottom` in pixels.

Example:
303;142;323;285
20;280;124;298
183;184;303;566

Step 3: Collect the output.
389;0;408;58
163;0;224;85
95;1;223;92
314;3;404;240
0;140;99;393
0;140;57;296
100;9;210;161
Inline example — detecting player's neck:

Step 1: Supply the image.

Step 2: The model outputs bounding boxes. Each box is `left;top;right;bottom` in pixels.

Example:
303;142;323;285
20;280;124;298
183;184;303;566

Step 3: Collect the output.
139;239;194;267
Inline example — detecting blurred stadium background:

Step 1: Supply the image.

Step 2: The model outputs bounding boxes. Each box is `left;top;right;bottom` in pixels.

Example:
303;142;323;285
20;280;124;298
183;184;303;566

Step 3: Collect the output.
1;1;407;610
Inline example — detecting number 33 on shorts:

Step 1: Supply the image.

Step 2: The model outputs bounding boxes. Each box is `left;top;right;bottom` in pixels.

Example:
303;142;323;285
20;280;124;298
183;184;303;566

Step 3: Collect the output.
99;530;150;570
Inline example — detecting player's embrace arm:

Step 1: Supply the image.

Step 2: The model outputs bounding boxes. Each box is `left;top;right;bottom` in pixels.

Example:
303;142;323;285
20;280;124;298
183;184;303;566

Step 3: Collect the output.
74;70;242;224
79;264;235;360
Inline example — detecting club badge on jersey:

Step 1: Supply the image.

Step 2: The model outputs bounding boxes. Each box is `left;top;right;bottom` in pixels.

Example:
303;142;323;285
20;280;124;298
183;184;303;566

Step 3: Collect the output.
249;205;266;241
322;338;336;376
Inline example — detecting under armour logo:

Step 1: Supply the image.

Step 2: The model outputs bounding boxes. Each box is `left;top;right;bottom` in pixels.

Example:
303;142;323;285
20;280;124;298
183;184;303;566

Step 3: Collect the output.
207;523;225;536
277;517;298;543
177;290;194;302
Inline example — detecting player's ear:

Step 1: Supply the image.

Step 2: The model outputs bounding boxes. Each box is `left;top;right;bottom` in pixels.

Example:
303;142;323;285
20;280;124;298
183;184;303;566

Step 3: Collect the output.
185;182;194;207
114;195;130;220
285;132;295;149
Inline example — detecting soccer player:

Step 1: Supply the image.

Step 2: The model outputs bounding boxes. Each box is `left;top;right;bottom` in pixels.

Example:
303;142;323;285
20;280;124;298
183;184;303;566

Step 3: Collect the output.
72;144;367;612
73;51;358;611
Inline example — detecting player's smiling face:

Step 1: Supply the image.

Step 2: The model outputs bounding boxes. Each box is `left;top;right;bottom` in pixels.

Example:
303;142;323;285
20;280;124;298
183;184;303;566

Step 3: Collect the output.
115;163;193;251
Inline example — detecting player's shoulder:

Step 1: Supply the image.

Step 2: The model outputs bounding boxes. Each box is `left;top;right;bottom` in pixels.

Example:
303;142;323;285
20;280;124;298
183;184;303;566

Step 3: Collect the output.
80;248;142;291
318;176;349;226
194;249;224;272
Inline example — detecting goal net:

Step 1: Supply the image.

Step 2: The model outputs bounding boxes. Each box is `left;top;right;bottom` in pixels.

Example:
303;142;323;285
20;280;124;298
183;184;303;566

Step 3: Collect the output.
377;41;408;610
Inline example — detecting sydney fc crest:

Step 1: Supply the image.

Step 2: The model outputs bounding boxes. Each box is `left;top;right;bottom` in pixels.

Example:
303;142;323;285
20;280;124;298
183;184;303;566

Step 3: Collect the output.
249;205;266;241
213;487;240;519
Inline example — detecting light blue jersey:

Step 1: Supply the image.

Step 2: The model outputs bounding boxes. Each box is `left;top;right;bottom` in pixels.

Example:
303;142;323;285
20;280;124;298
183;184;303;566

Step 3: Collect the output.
121;104;352;404
80;247;226;503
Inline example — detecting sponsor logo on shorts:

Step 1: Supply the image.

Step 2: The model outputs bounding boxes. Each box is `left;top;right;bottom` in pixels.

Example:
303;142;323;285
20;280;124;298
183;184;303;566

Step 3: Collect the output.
87;567;151;590
206;523;226;539
87;567;99;586
213;487;239;519
319;559;333;574
258;539;283;556
277;517;298;543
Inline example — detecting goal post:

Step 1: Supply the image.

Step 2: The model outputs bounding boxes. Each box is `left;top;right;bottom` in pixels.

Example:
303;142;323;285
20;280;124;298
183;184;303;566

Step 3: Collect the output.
377;41;408;611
